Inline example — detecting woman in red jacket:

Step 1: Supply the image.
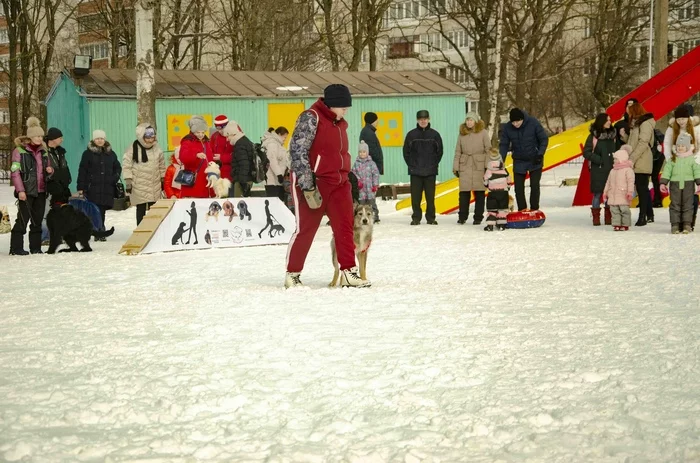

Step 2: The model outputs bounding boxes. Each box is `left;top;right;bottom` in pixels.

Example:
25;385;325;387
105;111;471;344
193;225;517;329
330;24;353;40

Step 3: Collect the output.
164;148;183;199
210;114;234;182
178;115;213;198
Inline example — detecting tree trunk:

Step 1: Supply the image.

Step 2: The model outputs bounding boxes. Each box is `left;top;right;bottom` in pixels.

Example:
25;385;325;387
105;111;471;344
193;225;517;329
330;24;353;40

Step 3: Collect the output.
136;0;157;128
488;0;504;140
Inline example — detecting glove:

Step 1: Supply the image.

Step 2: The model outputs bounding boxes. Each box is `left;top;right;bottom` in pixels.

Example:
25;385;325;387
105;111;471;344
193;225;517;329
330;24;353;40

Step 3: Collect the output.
454;171;459;178
625;193;633;201
125;180;132;194
302;187;322;209
371;186;378;193
277;175;284;184
660;184;668;194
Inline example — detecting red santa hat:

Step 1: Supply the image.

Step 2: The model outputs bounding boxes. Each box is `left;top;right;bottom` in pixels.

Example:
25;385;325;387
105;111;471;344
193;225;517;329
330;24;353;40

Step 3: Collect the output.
214;115;229;128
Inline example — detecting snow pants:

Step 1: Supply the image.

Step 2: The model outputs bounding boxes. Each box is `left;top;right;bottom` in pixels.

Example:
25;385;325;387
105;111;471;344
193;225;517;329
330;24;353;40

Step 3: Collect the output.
486;190;509;226
286;173;356;273
610;205;631;227
669;180;695;226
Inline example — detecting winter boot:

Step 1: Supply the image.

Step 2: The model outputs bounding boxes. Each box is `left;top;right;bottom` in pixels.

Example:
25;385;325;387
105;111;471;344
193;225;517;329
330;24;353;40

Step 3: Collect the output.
340;267;371;288
613;226;620;231
671;224;680;234
683;223;692;234
284;272;304;289
621;226;629;231
457;219;466;224
410;220;420;226
497;224;507;231
484;224;494;232
692;213;697;232
473;219;482;225
604;206;612;225
427;220;438;225
9;249;30;256
591;207;601;226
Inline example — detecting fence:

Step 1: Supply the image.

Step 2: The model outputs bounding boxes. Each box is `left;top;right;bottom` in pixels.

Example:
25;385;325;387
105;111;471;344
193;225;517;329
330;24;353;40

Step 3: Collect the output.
0;150;10;183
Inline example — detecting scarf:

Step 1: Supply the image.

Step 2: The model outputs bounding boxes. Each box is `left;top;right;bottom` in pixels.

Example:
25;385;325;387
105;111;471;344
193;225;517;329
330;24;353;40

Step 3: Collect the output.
132;140;149;163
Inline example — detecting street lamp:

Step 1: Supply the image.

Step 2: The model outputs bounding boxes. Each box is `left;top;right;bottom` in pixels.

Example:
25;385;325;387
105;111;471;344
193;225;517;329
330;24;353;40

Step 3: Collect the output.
648;0;654;78
73;54;92;77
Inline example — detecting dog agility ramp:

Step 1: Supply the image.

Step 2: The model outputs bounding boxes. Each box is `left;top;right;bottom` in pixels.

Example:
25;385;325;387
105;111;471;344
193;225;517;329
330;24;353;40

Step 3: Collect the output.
119;197;295;255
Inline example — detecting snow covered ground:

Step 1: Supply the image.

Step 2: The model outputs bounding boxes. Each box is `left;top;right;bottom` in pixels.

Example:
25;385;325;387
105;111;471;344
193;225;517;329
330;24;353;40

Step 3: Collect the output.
1;169;700;462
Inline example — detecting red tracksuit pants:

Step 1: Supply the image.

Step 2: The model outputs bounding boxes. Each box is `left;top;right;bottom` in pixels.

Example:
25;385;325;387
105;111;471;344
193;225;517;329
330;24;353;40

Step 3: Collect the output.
286;173;356;273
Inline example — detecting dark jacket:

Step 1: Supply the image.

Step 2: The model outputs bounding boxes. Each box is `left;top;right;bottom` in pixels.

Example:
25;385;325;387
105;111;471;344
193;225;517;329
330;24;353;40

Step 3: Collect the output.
582;127;616;194
77;141;122;208
499;111;549;174
46;145;72;201
10;137;48;198
232;135;256;183
360;124;384;175
403;123;443;177
613;113;630;149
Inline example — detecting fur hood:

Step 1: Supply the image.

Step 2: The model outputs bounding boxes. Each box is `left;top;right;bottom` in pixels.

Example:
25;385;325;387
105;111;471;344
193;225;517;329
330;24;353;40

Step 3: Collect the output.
135;122;158;148
88;140;113;153
668;116;700;127
459;120;486;135
589;126;616;139
14;135;46;151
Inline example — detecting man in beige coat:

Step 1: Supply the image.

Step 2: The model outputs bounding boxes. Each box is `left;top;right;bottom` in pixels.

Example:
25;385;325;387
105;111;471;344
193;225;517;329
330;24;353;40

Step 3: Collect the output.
453;113;491;224
122;123;166;225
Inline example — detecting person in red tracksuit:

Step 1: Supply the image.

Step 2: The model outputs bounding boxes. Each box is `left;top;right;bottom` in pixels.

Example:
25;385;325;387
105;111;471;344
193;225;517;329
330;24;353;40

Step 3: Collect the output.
284;84;371;289
178;115;213;198
210;114;234;183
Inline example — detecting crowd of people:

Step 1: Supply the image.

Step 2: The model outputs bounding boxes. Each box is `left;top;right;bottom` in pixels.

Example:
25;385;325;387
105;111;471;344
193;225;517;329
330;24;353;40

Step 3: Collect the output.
7;84;700;274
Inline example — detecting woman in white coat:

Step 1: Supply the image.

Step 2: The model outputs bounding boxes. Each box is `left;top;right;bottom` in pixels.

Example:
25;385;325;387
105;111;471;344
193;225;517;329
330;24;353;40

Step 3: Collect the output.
122;123;166;225
262;127;290;202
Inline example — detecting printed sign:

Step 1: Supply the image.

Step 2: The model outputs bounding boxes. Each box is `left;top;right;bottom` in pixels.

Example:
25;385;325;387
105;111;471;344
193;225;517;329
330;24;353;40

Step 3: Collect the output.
141;197;295;254
166;114;214;151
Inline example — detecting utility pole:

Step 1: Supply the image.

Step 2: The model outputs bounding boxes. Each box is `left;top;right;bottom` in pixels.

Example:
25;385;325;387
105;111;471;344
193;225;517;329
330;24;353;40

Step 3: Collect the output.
653;0;669;75
488;0;505;142
135;0;156;128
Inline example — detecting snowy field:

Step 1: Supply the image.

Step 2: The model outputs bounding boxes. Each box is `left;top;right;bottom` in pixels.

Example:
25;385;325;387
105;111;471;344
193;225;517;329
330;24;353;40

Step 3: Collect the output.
1;166;700;462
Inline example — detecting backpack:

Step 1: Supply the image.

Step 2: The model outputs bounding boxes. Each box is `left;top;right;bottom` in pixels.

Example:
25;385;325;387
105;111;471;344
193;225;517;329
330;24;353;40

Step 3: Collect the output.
650;129;665;161
252;142;270;184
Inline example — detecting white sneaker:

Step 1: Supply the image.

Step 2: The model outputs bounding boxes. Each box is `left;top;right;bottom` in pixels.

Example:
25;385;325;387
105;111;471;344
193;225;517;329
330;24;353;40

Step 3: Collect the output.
340;267;371;288
285;272;304;289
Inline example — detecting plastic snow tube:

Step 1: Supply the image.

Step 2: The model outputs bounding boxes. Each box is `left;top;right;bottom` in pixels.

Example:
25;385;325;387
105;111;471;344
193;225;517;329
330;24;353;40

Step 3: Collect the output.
506;210;546;229
69;198;104;231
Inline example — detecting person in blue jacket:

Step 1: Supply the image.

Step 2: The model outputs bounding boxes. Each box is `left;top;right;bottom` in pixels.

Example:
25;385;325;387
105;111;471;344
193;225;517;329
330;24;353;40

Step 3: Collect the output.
499;108;549;211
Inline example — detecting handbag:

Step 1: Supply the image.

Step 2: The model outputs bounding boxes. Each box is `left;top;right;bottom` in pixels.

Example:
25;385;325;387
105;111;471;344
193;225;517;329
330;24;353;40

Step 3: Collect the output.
175;159;204;187
115;181;126;199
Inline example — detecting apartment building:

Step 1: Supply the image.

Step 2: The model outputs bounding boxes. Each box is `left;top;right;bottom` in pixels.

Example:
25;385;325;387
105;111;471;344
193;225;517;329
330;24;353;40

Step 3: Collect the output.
0;4;10;136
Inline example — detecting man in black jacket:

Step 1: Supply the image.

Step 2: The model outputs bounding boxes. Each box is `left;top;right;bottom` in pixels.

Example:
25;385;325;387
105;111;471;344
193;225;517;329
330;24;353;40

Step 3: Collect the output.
44;127;72;208
403;110;443;225
360;112;383;222
223;121;255;197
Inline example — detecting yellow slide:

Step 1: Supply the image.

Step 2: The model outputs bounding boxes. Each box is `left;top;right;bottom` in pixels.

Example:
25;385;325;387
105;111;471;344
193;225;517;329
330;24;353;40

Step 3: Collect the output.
396;121;592;214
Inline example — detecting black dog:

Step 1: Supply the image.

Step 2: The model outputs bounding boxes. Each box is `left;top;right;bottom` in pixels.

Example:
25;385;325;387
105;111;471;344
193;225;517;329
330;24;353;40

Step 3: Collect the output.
171;222;188;245
46;201;115;254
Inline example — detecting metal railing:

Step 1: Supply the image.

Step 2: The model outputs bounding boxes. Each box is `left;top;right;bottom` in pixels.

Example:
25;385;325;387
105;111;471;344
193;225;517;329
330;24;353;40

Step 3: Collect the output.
0;151;10;183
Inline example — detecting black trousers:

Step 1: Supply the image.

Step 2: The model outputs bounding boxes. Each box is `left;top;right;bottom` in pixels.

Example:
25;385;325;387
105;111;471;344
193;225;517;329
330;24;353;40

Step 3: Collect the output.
651;156;664;205
513;169;542;211
458;191;485;221
265;185;285;203
136;202;156;225
634;174;651;221
410;175;436;222
10;193;46;252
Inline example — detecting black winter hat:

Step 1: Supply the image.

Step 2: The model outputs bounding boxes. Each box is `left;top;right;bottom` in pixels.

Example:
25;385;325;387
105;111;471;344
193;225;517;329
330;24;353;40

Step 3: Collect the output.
364;112;378;124
509;108;525;122
324;84;352;108
45;127;63;142
416;110;430;119
674;105;691;119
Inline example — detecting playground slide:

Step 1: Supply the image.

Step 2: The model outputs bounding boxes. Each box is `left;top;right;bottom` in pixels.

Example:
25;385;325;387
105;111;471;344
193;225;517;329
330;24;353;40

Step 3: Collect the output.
395;122;592;215
398;45;700;215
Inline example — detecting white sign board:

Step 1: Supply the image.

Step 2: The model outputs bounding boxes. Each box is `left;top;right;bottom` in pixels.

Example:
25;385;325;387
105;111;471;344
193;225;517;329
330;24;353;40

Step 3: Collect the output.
141;197;295;254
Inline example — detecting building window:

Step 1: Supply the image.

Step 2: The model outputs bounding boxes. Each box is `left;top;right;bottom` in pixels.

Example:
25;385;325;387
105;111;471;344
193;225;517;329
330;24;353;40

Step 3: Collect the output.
0;110;10;124
0;55;9;69
0;4;4;16
0;28;8;45
80;42;110;60
583;56;597;76
678;0;700;20
446;65;467;84
78;13;107;33
446;29;468;49
387;36;418;59
466;100;479;114
584;18;597;38
118;43;128;57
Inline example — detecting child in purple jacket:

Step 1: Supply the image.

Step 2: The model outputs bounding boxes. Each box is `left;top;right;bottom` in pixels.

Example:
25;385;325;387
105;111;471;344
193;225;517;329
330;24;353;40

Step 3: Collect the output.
352;141;380;223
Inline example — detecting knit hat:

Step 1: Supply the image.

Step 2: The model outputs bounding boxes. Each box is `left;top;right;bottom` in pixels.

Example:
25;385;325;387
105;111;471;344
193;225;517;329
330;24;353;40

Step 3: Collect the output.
324;84;352;108
45;127;63;141
626;98;638;107
416;110;430;119
358;141;369;153
188;115;209;133
674;105;690;119
364;112;378;124
222;120;243;138
92;129;106;140
465;112;479;122
509;108;525;122
676;132;692;152
214;114;229;128
26;117;44;138
613;148;630;162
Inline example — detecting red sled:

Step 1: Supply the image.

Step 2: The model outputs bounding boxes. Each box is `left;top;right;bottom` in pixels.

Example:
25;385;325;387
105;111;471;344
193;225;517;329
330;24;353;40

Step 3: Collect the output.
506;210;546;229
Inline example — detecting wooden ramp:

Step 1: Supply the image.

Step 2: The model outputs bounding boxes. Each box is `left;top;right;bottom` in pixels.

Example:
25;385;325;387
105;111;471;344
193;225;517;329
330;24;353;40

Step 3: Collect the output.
119;200;176;255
